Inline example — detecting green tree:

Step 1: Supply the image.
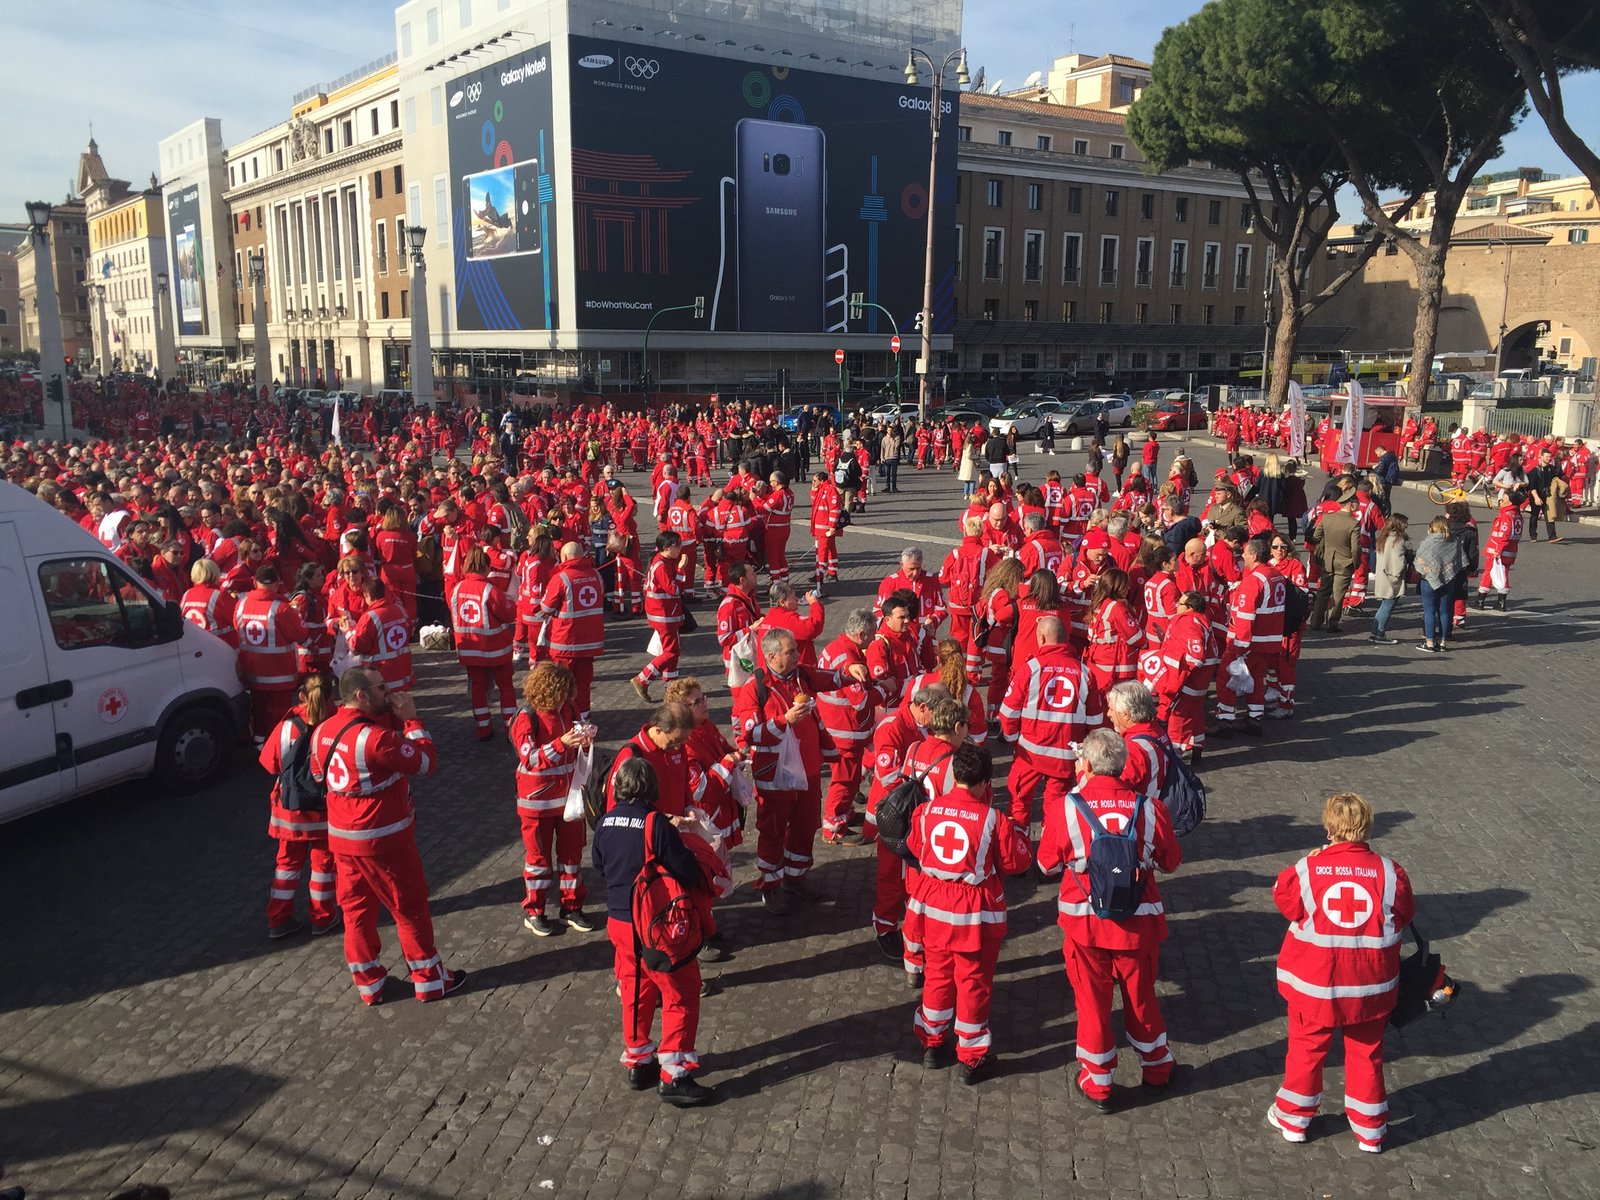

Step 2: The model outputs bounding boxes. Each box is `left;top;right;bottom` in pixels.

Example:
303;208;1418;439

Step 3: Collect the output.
1309;0;1527;397
1128;0;1390;409
1473;0;1600;194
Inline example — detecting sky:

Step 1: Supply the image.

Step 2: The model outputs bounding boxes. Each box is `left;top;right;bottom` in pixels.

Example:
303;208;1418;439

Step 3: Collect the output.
3;0;1597;223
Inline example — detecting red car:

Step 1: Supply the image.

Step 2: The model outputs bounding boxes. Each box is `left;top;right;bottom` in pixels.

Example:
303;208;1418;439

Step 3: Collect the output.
1148;399;1208;431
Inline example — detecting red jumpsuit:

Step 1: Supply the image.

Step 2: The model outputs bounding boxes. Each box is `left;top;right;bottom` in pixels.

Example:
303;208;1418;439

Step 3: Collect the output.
939;536;989;652
638;551;685;687
259;707;337;932
1084;598;1144;701
998;646;1104;827
1154;610;1218;754
451;572;517;735
864;709;928;940
1272;842;1415;1151
972;588;1018;720
1037;773;1181;1101
906;785;1033;1066
538;559;607;716
665;498;703;598
817;634;888;838
509;704;587;918
514;551;555;658
348;597;416;692
809;479;842;579
182;583;239;647
1480;505;1522;594
235;588;311;738
1216;562;1286;723
1265;555;1307;714
760;485;794;581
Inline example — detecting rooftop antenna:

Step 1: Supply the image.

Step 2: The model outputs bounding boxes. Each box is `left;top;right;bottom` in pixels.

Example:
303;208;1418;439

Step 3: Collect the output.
1069;22;1077;54
988;79;1003;94
1023;70;1043;88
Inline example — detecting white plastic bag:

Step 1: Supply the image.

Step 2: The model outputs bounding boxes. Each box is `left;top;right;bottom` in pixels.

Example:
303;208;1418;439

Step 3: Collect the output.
729;762;755;812
1489;558;1508;591
561;742;595;824
329;631;354;678
727;628;757;688
647;628;664;657
1226;656;1254;693
774;728;808;790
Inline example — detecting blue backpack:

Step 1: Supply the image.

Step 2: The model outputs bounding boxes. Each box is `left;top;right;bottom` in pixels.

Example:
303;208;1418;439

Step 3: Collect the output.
1133;733;1208;837
1067;791;1148;920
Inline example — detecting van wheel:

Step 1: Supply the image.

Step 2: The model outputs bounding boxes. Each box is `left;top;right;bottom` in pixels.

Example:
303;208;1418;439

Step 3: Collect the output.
156;706;234;792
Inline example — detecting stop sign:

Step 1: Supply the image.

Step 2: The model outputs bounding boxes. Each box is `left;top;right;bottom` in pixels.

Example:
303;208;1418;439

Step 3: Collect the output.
835;349;845;365
891;335;901;354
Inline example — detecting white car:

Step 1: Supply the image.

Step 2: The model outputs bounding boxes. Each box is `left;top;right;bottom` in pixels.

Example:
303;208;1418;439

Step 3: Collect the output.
868;402;921;425
989;399;1064;439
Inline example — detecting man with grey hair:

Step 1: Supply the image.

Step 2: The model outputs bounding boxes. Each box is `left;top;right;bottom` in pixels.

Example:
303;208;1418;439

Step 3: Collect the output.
865;682;953;976
762;578;827;666
1019;509;1067;579
1106;681;1172;802
999;614;1103;830
1038;724;1182;1113
733;627;871;914
818;607;897;844
875;546;947;633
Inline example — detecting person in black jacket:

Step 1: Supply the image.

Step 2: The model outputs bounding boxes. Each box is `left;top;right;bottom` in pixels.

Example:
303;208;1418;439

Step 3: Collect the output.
592;757;715;1107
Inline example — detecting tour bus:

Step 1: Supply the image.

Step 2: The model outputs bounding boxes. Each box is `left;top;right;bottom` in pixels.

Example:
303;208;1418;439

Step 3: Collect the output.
0;482;248;824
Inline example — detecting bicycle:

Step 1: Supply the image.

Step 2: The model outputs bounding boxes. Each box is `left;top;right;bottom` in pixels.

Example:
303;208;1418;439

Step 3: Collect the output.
1427;465;1494;506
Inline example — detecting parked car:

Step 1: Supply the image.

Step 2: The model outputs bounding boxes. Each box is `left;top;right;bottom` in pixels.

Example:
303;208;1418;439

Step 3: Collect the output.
989;398;1065;439
937;406;996;427
778;402;842;432
868;401;922;425
1147;398;1209;432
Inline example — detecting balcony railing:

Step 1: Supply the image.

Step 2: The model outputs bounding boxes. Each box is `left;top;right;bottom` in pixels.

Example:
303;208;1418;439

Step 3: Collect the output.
1063;265;1081;283
1170;270;1187;287
1202;272;1218;289
1135;269;1152;287
1100;267;1118;285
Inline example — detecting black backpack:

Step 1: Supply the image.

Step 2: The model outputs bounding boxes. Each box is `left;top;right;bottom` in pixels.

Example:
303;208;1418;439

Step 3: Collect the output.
1066;791;1148;920
582;743;638;829
1132;733;1207;837
877;746;956;866
1281;580;1311;637
279;714;347;812
1390;924;1454;1028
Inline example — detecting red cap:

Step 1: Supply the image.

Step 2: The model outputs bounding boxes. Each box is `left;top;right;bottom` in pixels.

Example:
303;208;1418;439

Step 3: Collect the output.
1082;529;1111;551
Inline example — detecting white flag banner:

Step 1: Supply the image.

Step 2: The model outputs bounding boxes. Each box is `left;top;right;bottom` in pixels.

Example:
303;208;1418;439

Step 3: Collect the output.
1334;381;1364;467
331;397;342;447
1287;381;1306;461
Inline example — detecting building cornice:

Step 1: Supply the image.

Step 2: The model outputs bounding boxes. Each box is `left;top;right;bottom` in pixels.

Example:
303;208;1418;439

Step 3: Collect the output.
225;134;404;206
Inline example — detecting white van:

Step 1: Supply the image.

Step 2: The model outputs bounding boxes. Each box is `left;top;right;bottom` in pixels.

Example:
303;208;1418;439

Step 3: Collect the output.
0;482;249;823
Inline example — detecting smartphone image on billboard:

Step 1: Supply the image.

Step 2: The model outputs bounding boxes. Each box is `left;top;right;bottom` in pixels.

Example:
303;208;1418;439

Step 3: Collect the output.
735;119;825;333
464;159;542;259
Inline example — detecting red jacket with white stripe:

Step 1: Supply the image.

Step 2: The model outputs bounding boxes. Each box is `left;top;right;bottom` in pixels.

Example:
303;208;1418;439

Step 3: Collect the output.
1037;773;1181;949
451;572;516;667
865;707;926;811
509;704;581;813
309;709;436;856
816;634;889;749
665;498;702;548
939;537;989;619
259;706;328;841
905;785;1033;950
874;569;947;626
1227;562;1287;655
515;552;555;623
760;485;794;531
1143;570;1179;643
347;598;415;689
1119;721;1171;801
1019;531;1067;580
716;586;761;661
733;664;855;793
183;583;239;647
998;645;1104;774
1156;610;1218;702
537;559;607;658
643;553;684;626
762;602;826;665
899;671;988;746
809;480;841;538
1274;841;1415;1025
235;588;311;692
1085;598;1144;690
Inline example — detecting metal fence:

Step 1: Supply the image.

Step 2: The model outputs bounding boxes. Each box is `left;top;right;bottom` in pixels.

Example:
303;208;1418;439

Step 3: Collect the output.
1484;407;1554;438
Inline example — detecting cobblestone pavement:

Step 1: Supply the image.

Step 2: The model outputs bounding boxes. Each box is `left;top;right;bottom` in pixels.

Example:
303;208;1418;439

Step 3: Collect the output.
4;431;1599;1200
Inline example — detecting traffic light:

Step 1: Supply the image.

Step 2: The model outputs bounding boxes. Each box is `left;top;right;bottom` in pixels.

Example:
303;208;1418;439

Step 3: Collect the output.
693;295;706;320
45;375;65;405
849;290;865;321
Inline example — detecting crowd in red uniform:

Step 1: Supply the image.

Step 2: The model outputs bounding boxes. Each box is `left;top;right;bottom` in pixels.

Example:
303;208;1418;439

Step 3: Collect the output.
5;391;1435;1135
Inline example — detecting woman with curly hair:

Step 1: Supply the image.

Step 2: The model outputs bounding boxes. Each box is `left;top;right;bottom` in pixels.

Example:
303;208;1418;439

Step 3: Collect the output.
972;557;1024;724
1083;568;1144;700
901;636;989;746
508;661;597;936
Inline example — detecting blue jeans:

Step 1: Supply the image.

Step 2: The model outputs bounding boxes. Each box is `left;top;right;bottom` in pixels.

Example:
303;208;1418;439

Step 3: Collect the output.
1372;596;1397;637
884;458;900;491
963;479;977;498
1420;581;1452;644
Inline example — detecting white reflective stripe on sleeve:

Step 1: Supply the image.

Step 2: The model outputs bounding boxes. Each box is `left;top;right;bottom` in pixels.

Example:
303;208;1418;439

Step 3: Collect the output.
1295;856;1316;922
1275;967;1398;1000
270;816;329;833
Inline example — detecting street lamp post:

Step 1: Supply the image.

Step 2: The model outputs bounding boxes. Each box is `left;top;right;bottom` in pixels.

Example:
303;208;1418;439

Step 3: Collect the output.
92;283;110;375
247;251;268;398
405;224;434;407
1487;238;1513;381
26;201;70;440
154;270;171;381
640;296;706;403
903;45;968;424
1261;281;1274;405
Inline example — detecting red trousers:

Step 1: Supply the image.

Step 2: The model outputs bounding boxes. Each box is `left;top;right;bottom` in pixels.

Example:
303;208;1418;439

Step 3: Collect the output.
336;840;448;1004
465;662;516;731
764;527;790;580
821;744;866;836
608;917;701;1082
753;784;820;891
249;687;296;740
638;622;681;685
268;837;336;928
612;559;642;614
915;936;1002;1065
1274;1010;1388;1150
1006;756;1070;827
515;618;546;661
1065;940;1174;1100
675;546;700;597
553;654;596;717
983;651;1009;721
1158;693;1207;754
947;611;973;655
1265;639;1301;713
517;809;587;915
814;535;838;577
1216;649;1274;720
872;841;908;935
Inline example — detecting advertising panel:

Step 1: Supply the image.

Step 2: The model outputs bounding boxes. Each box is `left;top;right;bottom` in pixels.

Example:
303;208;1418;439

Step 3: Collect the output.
166;185;206;336
446;43;559;331
567;36;958;336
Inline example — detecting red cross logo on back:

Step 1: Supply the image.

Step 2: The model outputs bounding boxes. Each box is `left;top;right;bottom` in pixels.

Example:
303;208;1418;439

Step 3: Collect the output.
1322;882;1374;929
929;820;970;867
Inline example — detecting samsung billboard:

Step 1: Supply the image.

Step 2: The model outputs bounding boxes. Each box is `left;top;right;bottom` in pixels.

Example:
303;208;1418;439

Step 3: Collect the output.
166;185;207;337
567;37;958;337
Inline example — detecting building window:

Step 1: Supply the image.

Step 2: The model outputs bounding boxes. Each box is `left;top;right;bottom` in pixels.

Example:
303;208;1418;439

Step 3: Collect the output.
1036;134;1052;151
324;127;335;154
460;0;472;23
1023;301;1038;322
381;291;391;318
1170;304;1183;324
954;223;963;280
1166;351;1183;368
983;228;1004;280
434;177;449;245
1132;351;1149;369
982;298;999;320
404;97;416;134
987;178;1004;207
1104;189;1119;217
1062;301;1077;322
1202;243;1221;289
376;221;389;274
342;119;354;147
1135;237;1154;287
1097;351;1115;371
1233;305;1246;325
1059;352;1079;371
1229;353;1243;368
400;21;412;56
1099;302;1114;324
275;147;285;171
1234;245;1252;289
1118;78;1136;105
1569;229;1590;243
1203;304;1215;325
981;352;1000;370
1208;199;1222;225
1140;193;1154;220
997;130;1012;146
1135;303;1148;325
1170;241;1188;287
431;86;444;125
1199;352;1215;367
1066;186;1083;215
391;99;400;128
958;125;971;141
1021;351;1039;369
1239;205;1254;231
1028;183;1043;211
400;289;409;317
371;109;380;136
426;7;439;43
1073;138;1089;155
1110;143;1125;159
395;165;404;190
1099;235;1119;285
1175;196;1189;223
1024;230;1044;282
374;169;384;199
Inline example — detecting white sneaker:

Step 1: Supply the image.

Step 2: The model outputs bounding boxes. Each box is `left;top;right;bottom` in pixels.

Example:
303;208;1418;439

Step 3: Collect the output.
1356;1140;1383;1154
1266;1106;1307;1144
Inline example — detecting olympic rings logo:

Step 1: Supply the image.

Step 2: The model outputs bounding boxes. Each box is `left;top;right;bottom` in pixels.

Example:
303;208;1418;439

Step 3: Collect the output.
625;57;660;79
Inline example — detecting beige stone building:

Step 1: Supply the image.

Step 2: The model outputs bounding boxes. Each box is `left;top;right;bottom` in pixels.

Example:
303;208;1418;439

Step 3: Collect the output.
82;139;172;375
0;225;27;354
16;199;94;367
950;54;1303;395
224;54;413;391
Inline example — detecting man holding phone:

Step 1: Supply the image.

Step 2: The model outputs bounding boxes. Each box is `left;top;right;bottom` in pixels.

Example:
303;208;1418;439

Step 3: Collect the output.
311;666;466;1006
